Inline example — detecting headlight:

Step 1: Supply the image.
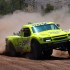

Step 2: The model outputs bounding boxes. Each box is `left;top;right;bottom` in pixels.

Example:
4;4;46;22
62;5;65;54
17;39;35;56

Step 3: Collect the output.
43;37;51;42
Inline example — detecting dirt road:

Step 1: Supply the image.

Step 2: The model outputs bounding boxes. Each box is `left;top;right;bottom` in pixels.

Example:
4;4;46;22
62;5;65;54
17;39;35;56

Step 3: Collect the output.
0;53;70;70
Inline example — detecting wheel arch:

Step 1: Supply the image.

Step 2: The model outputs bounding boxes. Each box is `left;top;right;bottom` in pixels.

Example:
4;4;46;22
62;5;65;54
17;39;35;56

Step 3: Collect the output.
5;37;15;47
31;38;39;44
30;38;40;49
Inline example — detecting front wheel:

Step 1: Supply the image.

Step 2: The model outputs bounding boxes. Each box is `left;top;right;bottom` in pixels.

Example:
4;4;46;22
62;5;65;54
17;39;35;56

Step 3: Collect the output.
31;41;42;59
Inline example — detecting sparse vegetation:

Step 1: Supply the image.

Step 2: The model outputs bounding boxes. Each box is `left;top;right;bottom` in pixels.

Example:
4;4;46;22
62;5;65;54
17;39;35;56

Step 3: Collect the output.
0;0;27;15
0;0;57;15
44;4;54;13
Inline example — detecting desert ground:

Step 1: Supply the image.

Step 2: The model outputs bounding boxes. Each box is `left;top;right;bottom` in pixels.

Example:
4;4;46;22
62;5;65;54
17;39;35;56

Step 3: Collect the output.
0;8;70;70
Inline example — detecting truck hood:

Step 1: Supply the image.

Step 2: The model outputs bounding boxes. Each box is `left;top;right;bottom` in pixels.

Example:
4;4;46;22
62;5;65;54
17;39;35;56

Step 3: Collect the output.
37;30;67;37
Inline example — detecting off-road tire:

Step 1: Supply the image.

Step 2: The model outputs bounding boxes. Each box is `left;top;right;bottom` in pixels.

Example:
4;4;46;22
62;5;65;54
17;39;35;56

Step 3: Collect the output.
31;41;42;59
5;42;16;56
43;47;53;57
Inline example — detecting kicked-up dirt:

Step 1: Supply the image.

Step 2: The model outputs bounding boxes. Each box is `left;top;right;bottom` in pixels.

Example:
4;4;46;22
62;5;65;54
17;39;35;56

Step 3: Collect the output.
0;9;70;70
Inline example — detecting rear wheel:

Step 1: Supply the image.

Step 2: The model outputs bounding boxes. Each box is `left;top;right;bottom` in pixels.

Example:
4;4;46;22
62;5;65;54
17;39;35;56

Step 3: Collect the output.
31;41;42;59
5;42;16;56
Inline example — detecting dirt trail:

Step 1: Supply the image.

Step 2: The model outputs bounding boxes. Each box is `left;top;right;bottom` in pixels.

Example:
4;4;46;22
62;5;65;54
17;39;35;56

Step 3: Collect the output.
0;8;70;70
0;55;70;70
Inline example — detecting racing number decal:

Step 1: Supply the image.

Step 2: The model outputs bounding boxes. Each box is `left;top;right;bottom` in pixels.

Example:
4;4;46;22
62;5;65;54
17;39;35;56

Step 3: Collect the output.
22;39;30;47
19;38;30;48
16;38;30;52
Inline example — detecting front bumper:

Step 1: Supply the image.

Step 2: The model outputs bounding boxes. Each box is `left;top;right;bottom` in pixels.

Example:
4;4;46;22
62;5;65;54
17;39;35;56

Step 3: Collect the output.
41;40;70;51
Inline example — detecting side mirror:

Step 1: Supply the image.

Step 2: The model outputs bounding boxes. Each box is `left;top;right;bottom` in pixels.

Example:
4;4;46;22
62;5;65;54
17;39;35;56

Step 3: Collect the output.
56;24;60;27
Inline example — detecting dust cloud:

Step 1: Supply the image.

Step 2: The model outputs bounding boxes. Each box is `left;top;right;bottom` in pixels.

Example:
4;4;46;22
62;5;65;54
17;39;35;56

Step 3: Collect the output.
0;7;70;57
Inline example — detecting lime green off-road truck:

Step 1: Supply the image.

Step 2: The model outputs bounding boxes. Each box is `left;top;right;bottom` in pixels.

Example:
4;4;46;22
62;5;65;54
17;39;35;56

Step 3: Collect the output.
5;22;70;59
